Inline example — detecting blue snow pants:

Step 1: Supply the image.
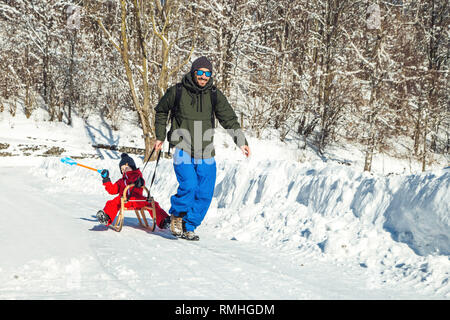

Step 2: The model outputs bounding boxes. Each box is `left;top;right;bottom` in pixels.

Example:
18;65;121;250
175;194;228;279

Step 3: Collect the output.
169;148;217;232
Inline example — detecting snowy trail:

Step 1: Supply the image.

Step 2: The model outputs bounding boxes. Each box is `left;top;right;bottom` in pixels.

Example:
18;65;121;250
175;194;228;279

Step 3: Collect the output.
0;166;445;299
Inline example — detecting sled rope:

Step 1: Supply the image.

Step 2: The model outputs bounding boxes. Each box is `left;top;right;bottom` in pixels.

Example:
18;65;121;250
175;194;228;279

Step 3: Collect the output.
141;147;162;191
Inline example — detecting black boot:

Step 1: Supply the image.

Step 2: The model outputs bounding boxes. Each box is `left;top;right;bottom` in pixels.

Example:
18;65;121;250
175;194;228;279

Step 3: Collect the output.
160;216;171;229
181;231;200;241
96;210;111;225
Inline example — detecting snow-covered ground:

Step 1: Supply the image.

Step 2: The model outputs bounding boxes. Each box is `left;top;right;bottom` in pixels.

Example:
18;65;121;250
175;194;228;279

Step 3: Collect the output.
0;108;449;300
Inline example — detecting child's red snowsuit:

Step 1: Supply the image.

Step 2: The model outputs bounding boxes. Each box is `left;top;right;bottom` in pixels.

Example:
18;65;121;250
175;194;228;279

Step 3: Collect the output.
102;168;169;228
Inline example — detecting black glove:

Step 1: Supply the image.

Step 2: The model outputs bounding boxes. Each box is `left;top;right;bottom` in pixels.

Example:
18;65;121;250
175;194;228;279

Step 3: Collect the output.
100;169;110;183
134;177;145;188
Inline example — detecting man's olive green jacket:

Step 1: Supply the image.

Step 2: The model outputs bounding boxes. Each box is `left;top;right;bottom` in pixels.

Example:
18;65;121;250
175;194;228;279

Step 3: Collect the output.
154;72;248;159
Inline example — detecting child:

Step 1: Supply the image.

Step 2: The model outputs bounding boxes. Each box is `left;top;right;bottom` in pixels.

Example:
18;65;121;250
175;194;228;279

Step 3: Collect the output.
96;153;170;229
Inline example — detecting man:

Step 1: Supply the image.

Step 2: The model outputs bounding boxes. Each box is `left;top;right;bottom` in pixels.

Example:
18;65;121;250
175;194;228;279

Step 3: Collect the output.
154;56;250;241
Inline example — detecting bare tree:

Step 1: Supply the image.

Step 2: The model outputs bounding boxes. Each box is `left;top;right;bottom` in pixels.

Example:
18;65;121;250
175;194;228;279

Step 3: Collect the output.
411;0;449;171
90;0;194;160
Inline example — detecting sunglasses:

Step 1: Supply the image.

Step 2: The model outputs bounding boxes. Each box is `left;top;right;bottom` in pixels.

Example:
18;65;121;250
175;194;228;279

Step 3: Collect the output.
194;70;212;77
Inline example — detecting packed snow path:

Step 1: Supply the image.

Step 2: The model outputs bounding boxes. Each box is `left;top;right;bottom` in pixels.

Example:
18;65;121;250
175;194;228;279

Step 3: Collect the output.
0;165;447;299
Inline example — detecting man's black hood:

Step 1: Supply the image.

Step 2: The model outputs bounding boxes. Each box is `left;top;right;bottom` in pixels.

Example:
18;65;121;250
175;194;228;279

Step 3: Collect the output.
181;72;214;112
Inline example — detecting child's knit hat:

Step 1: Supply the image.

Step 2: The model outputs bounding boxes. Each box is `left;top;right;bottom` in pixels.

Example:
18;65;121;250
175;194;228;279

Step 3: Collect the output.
119;153;137;171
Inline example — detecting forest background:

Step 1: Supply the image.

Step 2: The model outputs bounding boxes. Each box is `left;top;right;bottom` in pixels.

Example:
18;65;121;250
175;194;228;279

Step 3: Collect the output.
0;0;448;171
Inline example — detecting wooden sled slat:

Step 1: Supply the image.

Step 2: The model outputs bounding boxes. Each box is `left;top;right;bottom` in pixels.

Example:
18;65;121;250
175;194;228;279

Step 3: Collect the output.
110;184;156;232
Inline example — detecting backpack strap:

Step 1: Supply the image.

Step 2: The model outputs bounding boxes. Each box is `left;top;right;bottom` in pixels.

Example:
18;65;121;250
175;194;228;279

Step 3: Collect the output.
210;85;217;128
171;83;183;122
166;83;183;154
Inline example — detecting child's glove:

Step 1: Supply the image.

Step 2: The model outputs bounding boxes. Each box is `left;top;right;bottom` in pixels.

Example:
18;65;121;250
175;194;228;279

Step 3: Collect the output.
134;177;144;188
100;169;110;183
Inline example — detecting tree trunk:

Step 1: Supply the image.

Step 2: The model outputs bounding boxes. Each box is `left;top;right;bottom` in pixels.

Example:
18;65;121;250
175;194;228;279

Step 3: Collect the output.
67;30;77;126
413;109;421;156
43;33;50;106
364;90;377;172
364;133;375;172
422;107;429;172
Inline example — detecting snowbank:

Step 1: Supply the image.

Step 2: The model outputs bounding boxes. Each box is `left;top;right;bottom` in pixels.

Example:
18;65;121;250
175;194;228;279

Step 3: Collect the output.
33;146;449;296
384;171;450;256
